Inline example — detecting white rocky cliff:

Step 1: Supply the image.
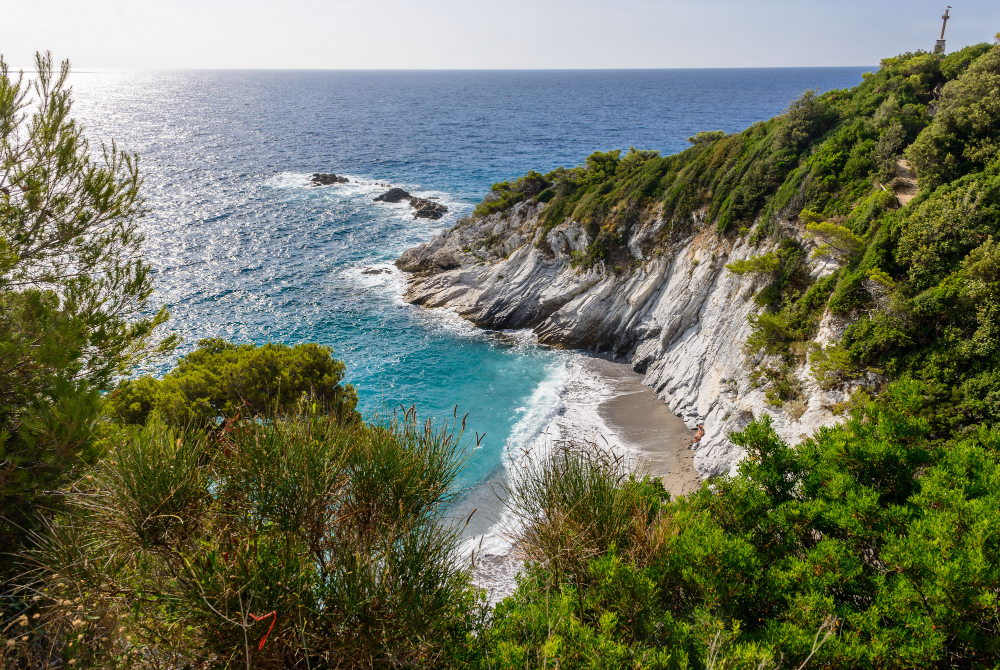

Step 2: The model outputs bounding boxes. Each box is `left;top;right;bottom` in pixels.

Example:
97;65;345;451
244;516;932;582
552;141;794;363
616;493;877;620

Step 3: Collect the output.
396;201;850;477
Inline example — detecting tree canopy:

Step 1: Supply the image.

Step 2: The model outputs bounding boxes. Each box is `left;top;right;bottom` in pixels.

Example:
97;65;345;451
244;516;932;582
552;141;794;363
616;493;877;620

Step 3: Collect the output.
0;53;175;580
105;338;360;427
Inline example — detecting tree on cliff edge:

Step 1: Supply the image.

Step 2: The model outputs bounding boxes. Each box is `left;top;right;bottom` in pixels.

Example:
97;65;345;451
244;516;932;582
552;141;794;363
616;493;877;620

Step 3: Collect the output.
0;52;176;583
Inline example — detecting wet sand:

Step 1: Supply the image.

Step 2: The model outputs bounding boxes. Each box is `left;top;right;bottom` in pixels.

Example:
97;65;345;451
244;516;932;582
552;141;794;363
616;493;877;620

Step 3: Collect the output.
580;355;702;497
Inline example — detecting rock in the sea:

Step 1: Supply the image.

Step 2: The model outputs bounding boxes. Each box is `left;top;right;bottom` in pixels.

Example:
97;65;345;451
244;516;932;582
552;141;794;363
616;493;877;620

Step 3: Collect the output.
310;173;349;186
410;197;448;220
373;188;449;219
361;267;392;275
373;188;412;203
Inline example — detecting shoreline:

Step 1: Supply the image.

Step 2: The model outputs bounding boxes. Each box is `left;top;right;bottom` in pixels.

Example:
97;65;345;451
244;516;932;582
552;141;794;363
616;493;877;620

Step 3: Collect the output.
456;348;701;602
579;355;701;497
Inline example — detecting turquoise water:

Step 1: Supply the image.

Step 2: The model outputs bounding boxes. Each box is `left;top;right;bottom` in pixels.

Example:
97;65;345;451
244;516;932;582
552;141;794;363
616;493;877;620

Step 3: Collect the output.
68;68;869;490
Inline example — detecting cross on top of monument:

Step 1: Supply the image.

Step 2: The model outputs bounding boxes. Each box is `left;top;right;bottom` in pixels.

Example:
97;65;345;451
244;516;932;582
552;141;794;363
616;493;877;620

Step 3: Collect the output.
934;6;952;55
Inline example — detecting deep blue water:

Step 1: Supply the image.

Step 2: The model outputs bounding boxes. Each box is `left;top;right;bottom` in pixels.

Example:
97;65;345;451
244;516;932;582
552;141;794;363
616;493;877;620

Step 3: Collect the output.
69;67;869;489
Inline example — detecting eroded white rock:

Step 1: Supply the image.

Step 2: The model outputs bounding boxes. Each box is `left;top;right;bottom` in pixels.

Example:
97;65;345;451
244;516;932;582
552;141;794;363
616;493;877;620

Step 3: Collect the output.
397;201;851;478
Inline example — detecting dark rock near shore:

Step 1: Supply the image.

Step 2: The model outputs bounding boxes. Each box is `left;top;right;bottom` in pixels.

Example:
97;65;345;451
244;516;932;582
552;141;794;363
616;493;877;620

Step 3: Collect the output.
373;188;412;203
374;188;449;219
310;173;349;186
410;198;449;220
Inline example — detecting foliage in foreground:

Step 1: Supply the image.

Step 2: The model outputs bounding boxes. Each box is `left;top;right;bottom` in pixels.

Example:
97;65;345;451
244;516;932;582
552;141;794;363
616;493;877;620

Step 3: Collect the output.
484;381;1000;669
0;53;176;586
106;338;361;427
8;409;480;669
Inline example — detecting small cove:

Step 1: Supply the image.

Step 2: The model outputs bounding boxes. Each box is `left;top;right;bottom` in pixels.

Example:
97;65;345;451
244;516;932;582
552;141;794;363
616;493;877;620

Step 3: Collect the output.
67;66;869;556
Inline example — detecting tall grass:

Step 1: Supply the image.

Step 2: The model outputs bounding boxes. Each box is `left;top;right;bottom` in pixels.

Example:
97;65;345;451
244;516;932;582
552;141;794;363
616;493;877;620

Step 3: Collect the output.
500;443;665;588
11;409;482;669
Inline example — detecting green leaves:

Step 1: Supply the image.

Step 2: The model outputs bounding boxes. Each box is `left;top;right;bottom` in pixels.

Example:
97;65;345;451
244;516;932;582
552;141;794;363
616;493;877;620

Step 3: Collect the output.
0;53;175;580
905;43;1000;191
805;221;865;261
489;384;1000;668
105;338;360;427
33;410;478;667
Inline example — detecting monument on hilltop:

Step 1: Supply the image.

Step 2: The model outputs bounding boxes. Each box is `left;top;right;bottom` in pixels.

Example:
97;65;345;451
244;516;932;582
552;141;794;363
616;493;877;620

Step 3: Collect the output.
934;6;952;55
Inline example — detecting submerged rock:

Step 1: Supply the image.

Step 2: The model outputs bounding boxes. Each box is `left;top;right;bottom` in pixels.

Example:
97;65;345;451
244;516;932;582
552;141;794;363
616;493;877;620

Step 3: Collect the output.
309;173;349;186
410;198;448;220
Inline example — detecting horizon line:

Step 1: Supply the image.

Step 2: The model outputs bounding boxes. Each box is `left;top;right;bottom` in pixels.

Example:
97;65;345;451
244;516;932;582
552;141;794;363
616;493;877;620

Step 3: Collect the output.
51;65;879;74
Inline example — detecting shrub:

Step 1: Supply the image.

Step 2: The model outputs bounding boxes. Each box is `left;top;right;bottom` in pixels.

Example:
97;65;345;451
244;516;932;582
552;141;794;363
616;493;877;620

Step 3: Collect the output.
105;338;360;427
22;409;480;669
499;444;665;587
905;43;1000;190
805;221;865;261
687;130;726;144
473;171;552;218
484;384;1000;668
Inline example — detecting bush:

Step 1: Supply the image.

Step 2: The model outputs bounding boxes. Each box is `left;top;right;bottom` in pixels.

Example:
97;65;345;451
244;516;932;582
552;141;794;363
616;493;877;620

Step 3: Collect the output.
484;384;1000;668
806;221;865;261
20;410;480;669
687;130;726;144
105;338;360;427
905;43;1000;190
472;170;552;218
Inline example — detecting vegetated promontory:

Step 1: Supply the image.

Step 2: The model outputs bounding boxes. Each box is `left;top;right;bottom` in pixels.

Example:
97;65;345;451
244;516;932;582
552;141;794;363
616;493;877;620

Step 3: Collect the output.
397;40;1000;475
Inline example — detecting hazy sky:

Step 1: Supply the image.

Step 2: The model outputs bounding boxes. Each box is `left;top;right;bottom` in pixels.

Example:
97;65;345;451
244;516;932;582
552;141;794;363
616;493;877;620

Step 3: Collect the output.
2;0;998;69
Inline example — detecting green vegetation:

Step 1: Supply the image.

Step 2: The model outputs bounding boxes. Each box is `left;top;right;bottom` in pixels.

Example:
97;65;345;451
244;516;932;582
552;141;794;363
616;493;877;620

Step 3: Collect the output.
14;410;480;668
473;170;553;218
0;53;176;585
484;382;1000;668
904;43;1000;190
105;338;360;427
5;41;1000;669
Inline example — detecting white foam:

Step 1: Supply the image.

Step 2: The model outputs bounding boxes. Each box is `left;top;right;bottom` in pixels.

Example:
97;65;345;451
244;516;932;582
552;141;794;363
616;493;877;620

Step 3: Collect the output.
262;171;470;226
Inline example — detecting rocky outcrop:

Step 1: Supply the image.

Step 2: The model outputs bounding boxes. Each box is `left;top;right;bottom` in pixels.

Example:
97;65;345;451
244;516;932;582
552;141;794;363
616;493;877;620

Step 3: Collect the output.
374;189;449;220
310;173;349;186
396;201;853;478
374;188;412;203
410;198;449;220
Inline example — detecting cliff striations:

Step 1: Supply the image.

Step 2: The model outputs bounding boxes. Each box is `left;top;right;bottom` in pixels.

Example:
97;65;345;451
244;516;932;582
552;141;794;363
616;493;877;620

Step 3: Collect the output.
397;201;849;477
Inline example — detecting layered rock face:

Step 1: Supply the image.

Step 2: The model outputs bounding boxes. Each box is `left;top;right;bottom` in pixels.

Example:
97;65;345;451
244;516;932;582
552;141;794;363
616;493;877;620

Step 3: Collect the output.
396;201;850;477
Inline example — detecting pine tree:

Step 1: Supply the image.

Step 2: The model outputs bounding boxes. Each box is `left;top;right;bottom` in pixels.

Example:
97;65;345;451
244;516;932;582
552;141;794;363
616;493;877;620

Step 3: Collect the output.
0;52;176;582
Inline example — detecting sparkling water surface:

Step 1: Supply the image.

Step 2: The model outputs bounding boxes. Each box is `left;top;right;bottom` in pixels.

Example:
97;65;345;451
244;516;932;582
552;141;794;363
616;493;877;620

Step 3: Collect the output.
68;67;869;491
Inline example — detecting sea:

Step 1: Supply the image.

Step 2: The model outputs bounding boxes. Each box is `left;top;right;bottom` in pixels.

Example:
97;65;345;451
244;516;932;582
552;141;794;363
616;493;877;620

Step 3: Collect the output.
69;67;869;592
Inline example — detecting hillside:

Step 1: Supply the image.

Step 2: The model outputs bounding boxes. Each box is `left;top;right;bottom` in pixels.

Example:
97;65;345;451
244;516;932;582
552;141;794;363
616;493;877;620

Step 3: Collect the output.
398;42;1000;473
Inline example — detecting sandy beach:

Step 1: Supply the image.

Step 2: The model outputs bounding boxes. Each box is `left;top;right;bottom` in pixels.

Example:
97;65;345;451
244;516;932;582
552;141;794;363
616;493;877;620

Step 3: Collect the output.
580;355;701;497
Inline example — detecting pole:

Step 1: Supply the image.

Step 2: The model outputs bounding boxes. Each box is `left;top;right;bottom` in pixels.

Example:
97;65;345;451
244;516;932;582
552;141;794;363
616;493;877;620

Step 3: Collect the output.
934;6;951;55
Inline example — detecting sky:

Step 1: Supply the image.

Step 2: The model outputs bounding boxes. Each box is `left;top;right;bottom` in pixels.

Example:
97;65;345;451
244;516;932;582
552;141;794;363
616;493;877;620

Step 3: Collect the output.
1;0;998;69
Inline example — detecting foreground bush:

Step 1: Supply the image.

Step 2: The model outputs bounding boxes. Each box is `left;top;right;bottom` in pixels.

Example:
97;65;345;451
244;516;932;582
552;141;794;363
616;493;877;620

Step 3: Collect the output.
485;381;1000;669
13;409;480;669
0;52;177;589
